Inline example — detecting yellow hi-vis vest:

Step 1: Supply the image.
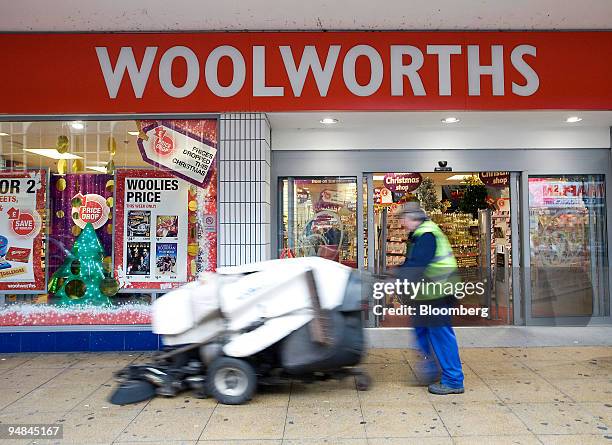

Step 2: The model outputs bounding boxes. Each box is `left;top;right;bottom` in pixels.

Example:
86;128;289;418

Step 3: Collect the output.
408;220;460;301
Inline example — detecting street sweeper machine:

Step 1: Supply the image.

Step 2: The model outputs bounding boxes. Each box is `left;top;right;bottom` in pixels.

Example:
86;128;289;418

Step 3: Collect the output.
109;257;371;405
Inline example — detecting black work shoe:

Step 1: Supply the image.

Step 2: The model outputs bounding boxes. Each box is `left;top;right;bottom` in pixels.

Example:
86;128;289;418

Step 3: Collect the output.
428;382;465;395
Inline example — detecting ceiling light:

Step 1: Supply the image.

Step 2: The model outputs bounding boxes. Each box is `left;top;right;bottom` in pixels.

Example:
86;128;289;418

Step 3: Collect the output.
447;174;472;181
565;116;582;123
0;132;8;137
128;131;140;136
86;166;108;173
23;148;83;160
441;117;460;124
320;118;338;125
71;121;85;130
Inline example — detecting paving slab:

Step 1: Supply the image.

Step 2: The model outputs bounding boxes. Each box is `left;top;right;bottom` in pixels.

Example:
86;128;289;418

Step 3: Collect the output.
117;406;212;442
201;406;286;441
508;402;610;435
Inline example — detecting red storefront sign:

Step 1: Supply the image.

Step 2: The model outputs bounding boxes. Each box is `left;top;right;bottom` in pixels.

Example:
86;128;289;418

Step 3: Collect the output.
0;32;610;114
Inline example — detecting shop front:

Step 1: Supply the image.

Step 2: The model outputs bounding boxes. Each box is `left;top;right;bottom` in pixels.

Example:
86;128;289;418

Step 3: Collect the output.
0;31;610;351
273;148;611;328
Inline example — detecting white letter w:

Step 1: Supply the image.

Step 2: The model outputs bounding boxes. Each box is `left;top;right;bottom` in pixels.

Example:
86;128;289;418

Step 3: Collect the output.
95;47;158;99
280;45;340;97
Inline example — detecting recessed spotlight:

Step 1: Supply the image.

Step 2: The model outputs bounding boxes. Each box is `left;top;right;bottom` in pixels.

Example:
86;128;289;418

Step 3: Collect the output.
566;116;582;123
0;132;8;136
128;131;140;136
441;117;460;124
71;121;85;130
320;118;338;125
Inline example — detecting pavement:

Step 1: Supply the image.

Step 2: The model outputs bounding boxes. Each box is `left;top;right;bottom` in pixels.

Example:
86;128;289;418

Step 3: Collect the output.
0;347;611;445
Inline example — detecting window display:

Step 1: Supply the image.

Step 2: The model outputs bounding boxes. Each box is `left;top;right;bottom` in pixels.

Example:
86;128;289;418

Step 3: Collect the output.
279;177;357;268
529;175;609;318
0;119;217;326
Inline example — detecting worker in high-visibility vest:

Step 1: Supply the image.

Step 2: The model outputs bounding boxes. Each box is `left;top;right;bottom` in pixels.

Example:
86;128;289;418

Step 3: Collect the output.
393;201;465;395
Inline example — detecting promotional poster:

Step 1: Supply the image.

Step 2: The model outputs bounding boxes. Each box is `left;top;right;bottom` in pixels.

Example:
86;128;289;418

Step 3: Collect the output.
0;170;46;291
115;170;189;288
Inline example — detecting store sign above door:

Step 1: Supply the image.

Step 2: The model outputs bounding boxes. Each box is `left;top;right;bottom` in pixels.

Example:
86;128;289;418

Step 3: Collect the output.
137;121;217;188
0;32;611;113
383;173;422;193
479;171;510;188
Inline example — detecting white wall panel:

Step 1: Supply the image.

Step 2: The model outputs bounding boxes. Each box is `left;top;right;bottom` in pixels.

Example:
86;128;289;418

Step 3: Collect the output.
218;113;271;267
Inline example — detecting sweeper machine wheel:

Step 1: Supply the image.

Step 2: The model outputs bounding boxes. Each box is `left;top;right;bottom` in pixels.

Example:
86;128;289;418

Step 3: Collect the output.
206;357;257;405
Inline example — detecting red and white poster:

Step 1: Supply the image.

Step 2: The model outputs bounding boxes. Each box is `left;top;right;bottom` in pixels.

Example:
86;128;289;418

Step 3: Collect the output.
115;169;197;290
0;170;46;291
137;121;217;188
71;193;111;229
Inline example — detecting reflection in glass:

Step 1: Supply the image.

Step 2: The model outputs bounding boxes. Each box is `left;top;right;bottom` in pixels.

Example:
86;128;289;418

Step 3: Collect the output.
279;177;357;268
529;175;609;318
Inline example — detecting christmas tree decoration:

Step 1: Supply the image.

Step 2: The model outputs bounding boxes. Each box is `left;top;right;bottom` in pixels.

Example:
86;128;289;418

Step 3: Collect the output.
56;135;69;154
136;120;149;141
105;180;114;192
71;196;82;208
72;159;83;172
105;158;115;175
107;136;117;156
100;275;120;297
458;176;488;218
56;210;65;218
56;177;67;191
416;177;443;213
48;223;114;306
57;159;68;175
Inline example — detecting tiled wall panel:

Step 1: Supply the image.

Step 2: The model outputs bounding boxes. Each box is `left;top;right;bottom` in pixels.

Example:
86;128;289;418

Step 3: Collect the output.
218;113;271;266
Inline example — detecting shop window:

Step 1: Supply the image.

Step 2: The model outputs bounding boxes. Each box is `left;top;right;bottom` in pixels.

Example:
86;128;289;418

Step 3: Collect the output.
528;175;609;318
279;177;358;268
0;119;218;326
370;172;513;327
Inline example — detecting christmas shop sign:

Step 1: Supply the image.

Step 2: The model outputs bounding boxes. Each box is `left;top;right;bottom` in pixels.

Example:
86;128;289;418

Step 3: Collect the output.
479;171;510;188
383;173;422;193
137;121;217;188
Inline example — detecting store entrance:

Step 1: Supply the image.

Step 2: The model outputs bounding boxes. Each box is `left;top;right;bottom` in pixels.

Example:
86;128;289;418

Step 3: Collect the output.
366;172;514;327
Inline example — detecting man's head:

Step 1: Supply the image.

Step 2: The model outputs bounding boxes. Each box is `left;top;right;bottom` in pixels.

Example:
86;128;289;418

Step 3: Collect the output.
393;201;427;232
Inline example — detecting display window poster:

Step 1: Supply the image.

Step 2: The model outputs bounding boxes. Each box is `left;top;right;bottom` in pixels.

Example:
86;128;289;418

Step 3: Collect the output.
136;118;218;273
48;174;114;277
115;169;188;289
0;170;46;291
115;167;217;289
529;178;606;209
137;119;217;189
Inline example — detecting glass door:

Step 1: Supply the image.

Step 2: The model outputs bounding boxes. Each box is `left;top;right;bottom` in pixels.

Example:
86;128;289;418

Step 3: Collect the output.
527;175;609;322
364;171;516;327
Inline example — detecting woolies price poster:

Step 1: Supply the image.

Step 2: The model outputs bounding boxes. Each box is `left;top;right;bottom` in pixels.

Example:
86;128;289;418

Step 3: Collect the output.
115;169;194;289
0;170;46;291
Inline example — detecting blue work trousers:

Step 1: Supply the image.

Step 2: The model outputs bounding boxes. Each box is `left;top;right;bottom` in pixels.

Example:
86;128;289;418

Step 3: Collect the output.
413;298;464;389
